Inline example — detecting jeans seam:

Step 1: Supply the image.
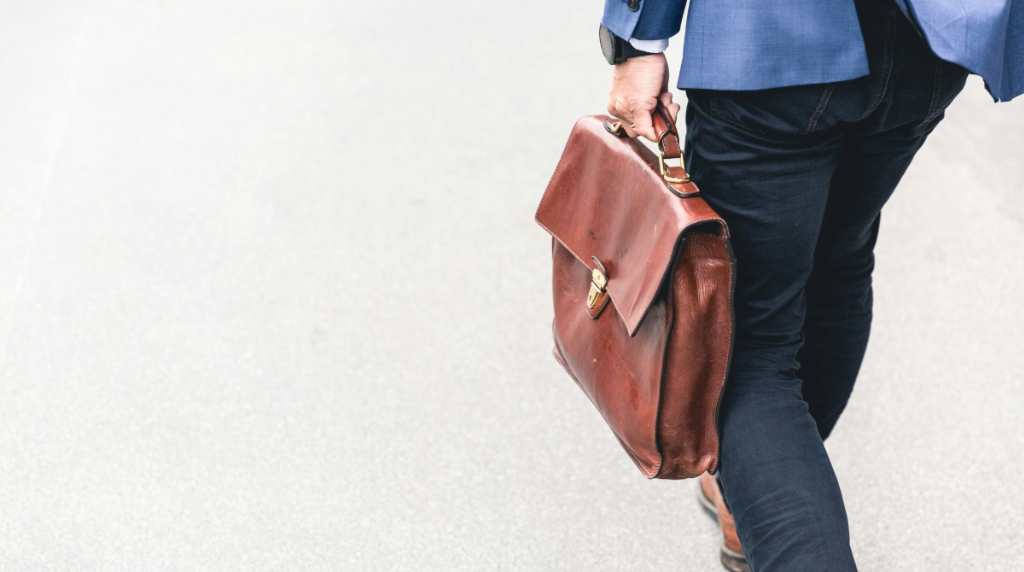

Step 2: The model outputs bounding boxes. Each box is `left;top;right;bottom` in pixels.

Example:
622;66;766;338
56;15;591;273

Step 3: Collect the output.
860;17;896;120
925;62;945;122
804;85;836;134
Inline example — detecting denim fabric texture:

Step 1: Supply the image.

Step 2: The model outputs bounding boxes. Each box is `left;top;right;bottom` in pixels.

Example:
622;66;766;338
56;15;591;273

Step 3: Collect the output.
681;1;968;569
601;0;1022;100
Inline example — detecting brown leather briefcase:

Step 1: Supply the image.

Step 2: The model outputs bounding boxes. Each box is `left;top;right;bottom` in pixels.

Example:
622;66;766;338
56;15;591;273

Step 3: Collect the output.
535;106;735;479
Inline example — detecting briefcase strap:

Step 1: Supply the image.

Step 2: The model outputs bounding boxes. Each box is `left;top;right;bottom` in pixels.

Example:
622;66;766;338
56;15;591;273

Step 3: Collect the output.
651;103;690;185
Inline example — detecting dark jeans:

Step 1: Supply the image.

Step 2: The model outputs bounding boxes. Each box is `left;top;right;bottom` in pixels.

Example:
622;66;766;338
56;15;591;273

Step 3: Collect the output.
682;1;968;570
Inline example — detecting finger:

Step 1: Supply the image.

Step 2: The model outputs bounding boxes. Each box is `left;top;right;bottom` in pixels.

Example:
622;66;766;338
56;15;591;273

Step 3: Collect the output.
658;91;673;109
657;92;681;123
632;108;656;142
667;102;681;123
607;99;634;136
609;100;645;139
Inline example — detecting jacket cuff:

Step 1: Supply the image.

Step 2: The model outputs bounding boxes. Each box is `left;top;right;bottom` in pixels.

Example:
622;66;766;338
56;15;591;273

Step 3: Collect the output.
601;0;645;40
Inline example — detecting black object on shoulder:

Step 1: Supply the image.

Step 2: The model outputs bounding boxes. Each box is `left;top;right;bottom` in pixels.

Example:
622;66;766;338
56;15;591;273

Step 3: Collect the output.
599;24;656;65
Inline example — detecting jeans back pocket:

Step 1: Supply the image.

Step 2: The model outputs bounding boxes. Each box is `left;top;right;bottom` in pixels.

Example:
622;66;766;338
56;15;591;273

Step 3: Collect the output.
708;83;837;135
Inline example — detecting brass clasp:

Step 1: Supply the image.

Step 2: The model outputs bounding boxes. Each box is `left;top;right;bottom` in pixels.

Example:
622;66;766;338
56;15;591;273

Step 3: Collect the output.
586;268;608;310
659;151;691;184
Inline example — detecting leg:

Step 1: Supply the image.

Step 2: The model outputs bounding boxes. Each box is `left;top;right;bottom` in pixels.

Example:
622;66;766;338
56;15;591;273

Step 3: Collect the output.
797;141;908;440
682;4;968;569
684;85;858;572
797;58;968;439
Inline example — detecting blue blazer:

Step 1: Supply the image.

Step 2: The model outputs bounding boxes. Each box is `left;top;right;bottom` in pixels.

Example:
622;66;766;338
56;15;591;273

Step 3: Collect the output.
602;0;1024;101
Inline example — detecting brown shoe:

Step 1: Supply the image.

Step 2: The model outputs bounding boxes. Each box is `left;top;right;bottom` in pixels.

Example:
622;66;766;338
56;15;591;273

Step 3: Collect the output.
698;472;750;572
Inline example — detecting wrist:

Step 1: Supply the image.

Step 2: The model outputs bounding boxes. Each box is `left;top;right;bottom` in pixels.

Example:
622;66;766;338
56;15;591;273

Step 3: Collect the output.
600;24;660;65
614;52;667;70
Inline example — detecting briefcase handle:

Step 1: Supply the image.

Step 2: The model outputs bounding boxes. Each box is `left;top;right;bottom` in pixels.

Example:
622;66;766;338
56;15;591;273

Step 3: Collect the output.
606;103;691;185
650;103;690;184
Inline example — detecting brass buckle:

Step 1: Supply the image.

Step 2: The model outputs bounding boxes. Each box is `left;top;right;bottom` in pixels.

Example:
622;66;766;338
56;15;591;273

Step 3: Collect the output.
586;268;608;310
659;151;691;184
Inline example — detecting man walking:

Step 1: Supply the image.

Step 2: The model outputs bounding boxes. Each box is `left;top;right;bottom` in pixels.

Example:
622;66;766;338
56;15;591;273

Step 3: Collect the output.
598;0;1022;569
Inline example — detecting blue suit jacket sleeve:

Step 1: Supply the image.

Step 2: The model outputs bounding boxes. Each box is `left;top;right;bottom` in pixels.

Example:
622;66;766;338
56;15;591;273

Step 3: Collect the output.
602;0;686;40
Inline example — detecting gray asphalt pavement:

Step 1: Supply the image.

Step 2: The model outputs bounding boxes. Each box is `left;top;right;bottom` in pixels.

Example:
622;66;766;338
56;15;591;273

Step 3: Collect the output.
0;1;1022;570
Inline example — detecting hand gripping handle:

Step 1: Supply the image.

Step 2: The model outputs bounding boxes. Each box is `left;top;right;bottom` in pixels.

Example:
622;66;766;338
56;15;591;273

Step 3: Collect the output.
601;103;693;187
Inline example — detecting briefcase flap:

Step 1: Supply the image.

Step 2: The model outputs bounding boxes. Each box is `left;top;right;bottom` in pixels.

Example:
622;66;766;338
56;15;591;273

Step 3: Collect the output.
536;115;726;337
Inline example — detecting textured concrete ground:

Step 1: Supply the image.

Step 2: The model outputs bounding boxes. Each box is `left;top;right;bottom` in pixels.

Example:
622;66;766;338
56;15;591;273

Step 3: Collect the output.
0;1;1021;570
